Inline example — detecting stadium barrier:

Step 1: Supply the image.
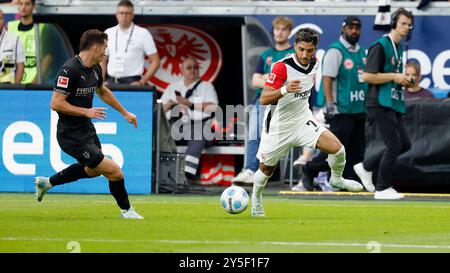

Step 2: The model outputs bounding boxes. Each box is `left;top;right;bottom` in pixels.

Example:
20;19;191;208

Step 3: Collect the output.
365;98;450;192
0;85;156;195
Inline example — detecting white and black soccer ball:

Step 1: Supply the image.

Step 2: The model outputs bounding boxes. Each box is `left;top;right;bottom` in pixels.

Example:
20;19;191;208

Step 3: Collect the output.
220;186;249;214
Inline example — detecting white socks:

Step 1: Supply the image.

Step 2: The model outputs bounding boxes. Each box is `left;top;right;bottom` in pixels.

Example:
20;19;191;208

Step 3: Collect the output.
252;169;271;196
328;146;346;181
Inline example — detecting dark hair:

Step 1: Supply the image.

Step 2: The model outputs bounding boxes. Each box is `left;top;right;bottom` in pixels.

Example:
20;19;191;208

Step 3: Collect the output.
391;8;414;29
117;0;134;8
79;29;108;52
295;28;320;46
20;0;35;5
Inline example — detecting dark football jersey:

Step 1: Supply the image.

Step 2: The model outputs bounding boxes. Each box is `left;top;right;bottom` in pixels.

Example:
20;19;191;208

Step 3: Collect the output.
53;55;103;130
53;56;103;146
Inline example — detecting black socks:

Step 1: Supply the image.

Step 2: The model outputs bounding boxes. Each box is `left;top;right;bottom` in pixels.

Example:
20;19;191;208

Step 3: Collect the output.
49;163;131;211
49;163;91;186
109;179;131;211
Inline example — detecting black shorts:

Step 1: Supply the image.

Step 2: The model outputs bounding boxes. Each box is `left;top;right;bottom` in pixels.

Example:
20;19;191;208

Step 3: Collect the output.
58;134;105;168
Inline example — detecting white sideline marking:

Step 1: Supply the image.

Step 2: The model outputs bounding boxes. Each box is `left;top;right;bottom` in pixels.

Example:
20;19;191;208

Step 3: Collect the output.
1;237;450;250
0;199;449;209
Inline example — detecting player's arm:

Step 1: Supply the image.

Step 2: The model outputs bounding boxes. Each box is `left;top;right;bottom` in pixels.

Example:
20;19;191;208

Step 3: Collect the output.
260;62;301;105
96;85;138;128
52;67;106;119
50;92;106;119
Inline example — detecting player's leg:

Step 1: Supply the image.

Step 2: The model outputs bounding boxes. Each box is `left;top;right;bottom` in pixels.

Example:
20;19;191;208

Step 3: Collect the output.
316;130;363;192
301;115;353;189
34;140;102;202
88;157;143;219
251;162;276;217
252;130;292;217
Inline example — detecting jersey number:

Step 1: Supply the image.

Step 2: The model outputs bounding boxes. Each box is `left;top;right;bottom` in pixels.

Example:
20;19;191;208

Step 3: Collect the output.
306;120;317;127
306;120;320;132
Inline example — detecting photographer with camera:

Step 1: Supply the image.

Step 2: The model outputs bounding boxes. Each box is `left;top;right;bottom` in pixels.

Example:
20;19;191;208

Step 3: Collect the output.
0;9;24;84
353;8;414;200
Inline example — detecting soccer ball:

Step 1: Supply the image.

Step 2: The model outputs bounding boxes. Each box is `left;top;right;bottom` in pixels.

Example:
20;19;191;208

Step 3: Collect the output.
220;186;249;214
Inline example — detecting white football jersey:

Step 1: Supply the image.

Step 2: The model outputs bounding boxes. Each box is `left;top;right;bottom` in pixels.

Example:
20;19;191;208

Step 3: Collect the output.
263;55;319;135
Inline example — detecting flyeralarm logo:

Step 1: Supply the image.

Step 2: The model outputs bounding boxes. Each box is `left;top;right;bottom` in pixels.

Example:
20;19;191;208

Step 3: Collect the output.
144;25;223;92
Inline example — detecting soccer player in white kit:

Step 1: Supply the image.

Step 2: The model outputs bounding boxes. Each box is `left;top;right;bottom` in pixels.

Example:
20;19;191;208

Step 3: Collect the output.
252;28;363;217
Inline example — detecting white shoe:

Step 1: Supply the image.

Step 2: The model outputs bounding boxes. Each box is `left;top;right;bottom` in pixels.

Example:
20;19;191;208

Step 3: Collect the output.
291;181;308;191
231;169;254;184
329;177;364;192
374;187;404;200
353;163;375;192
121;206;144;219
251;193;265;217
293;155;311;167
34;177;52;202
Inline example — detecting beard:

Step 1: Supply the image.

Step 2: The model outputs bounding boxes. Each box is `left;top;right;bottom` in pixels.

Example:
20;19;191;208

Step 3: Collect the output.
344;34;359;46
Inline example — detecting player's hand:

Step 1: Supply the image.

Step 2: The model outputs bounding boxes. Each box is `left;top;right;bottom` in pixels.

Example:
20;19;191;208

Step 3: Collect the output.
86;107;107;120
130;81;142;86
394;73;412;87
286;79;302;93
124;111;138;128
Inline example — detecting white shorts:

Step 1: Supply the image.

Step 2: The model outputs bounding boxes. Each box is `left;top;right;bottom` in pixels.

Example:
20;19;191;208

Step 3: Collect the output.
257;117;327;167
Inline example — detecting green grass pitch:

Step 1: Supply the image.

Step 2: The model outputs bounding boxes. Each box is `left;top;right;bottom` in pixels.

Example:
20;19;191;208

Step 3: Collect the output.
0;193;449;253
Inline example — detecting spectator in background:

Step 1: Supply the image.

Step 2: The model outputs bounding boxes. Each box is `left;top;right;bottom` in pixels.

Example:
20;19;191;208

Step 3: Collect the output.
404;61;434;99
161;57;218;182
294;16;368;191
8;0;47;84
102;0;160;86
231;16;295;185
0;8;24;83
353;8;414;200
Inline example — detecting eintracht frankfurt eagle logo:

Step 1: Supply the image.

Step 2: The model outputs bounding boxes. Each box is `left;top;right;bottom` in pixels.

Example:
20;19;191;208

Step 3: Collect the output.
144;25;223;92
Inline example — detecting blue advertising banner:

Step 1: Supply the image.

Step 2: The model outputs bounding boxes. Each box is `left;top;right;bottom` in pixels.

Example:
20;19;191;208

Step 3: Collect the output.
254;15;450;98
0;90;154;194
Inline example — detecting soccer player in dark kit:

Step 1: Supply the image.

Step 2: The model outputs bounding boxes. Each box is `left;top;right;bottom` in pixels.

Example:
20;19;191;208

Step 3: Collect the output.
34;29;144;219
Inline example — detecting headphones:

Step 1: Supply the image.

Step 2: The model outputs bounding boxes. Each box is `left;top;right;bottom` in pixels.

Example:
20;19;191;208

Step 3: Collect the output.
391;8;414;30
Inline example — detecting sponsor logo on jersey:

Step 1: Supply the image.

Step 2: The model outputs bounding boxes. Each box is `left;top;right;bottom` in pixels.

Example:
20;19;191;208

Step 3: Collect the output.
344;59;354;70
294;89;311;99
57;76;69;88
267;73;276;84
76;87;97;97
144;25;222;92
